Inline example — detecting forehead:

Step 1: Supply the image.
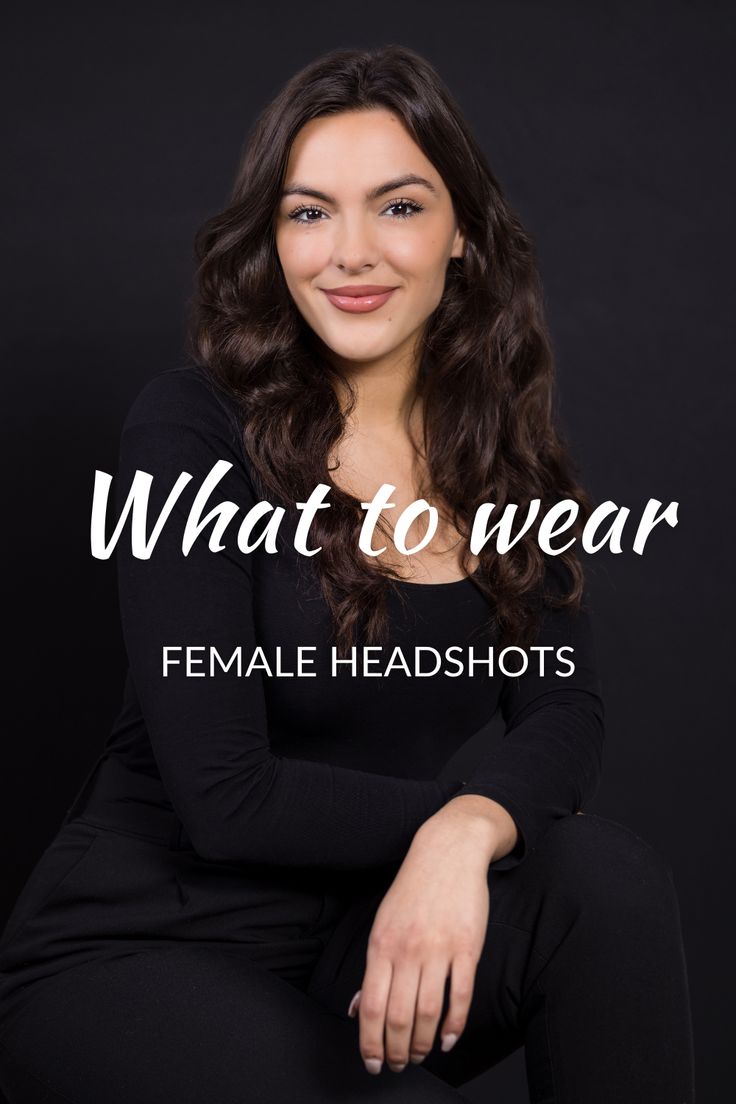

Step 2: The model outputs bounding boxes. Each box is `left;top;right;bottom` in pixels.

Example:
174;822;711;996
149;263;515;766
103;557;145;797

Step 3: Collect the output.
284;109;439;190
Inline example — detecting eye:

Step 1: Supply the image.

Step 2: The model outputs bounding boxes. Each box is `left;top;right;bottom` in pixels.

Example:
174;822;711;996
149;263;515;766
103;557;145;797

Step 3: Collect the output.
287;204;327;225
382;198;425;219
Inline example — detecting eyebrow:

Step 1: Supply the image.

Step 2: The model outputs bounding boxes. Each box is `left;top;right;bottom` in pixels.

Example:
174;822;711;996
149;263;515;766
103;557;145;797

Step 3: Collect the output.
280;173;438;204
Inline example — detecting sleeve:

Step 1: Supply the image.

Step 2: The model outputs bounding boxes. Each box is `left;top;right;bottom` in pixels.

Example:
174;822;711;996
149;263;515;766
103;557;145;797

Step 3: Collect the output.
457;557;605;872
114;369;463;870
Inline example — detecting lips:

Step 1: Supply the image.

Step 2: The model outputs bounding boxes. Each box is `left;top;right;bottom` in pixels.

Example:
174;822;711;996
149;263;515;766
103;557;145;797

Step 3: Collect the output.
326;285;396;296
320;285;398;314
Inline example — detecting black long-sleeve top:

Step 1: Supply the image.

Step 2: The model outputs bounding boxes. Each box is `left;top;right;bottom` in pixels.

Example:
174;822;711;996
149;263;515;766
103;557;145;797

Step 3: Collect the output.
83;364;604;876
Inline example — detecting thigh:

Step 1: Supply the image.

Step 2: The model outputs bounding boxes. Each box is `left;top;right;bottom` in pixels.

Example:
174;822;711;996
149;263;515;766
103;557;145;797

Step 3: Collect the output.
0;945;470;1104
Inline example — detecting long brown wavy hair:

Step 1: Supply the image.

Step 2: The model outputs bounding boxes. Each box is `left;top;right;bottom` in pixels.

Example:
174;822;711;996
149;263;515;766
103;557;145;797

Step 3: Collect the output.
186;44;593;652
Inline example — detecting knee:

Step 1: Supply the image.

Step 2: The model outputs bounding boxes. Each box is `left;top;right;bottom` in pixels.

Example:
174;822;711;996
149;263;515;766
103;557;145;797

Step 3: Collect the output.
534;813;678;923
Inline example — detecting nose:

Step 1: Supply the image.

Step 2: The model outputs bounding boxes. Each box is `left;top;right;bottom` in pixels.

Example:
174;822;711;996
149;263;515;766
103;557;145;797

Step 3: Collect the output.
331;212;379;273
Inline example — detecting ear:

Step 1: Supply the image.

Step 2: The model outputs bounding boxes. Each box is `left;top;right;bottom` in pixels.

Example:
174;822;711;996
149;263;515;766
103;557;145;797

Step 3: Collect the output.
450;226;465;259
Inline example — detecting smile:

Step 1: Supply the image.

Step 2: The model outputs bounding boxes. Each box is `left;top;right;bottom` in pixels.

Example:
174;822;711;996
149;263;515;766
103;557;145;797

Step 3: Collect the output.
320;286;398;313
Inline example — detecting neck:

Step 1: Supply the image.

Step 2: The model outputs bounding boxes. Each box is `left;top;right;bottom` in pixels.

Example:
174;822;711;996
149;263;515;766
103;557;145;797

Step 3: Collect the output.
326;334;424;438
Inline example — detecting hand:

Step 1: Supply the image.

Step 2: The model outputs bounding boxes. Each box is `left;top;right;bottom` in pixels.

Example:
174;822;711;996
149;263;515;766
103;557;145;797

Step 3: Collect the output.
348;798;510;1075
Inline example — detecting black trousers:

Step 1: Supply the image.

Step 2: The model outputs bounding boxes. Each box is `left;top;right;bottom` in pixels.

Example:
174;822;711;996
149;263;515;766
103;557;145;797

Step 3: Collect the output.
0;811;695;1103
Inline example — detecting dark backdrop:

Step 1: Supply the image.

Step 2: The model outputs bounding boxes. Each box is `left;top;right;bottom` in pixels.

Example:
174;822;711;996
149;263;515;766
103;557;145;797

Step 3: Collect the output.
2;3;733;1101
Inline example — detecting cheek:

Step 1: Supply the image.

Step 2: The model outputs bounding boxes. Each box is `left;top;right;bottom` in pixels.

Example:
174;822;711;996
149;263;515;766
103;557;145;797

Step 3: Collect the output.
278;232;329;282
385;233;450;285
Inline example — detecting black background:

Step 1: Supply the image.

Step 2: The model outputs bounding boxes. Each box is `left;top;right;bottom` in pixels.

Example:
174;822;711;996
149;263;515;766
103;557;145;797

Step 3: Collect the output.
2;3;734;1100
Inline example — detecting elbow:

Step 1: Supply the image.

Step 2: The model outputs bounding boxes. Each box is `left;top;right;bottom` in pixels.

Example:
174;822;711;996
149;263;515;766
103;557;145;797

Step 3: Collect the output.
187;814;274;865
187;827;243;864
178;754;283;865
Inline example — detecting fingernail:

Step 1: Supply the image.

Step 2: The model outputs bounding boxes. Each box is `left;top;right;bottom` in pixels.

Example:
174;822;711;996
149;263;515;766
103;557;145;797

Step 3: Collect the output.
347;989;361;1018
409;1053;426;1064
441;1033;458;1053
389;1063;406;1073
364;1058;382;1075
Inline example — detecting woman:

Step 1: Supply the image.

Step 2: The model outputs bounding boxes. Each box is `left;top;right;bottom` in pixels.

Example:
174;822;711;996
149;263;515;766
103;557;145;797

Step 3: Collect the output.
0;44;694;1103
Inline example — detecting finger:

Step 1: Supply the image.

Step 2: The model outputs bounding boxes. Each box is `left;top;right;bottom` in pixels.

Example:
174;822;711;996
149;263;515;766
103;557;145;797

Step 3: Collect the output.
383;959;422;1072
409;956;451;1063
357;953;393;1075
440;950;478;1052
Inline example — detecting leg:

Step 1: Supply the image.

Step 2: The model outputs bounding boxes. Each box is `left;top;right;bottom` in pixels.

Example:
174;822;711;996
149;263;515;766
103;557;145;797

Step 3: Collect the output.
0;944;475;1103
308;813;696;1103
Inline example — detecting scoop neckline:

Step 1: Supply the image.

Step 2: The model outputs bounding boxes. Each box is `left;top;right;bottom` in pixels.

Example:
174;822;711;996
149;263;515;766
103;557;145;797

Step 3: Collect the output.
390;566;482;589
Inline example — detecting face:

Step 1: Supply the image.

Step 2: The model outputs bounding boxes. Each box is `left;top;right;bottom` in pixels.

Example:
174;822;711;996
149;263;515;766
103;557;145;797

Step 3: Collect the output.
274;108;465;372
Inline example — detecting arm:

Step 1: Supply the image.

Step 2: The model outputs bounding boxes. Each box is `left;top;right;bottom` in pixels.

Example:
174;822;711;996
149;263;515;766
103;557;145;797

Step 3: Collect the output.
347;562;603;1072
115;369;462;870
449;557;605;871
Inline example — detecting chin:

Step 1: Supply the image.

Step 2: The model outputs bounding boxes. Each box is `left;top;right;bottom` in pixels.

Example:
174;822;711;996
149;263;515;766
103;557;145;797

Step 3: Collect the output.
317;330;404;363
332;345;401;366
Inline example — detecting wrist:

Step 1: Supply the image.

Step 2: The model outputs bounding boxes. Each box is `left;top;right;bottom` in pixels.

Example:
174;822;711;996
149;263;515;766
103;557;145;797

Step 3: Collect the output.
417;794;514;864
425;793;518;864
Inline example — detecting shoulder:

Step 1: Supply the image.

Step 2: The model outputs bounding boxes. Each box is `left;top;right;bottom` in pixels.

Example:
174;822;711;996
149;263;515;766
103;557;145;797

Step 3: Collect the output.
543;553;575;596
536;552;589;615
119;364;260;493
122;363;242;438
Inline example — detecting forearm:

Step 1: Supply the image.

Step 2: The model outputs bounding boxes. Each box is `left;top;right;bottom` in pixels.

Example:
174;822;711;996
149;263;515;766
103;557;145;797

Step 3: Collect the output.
180;755;467;869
